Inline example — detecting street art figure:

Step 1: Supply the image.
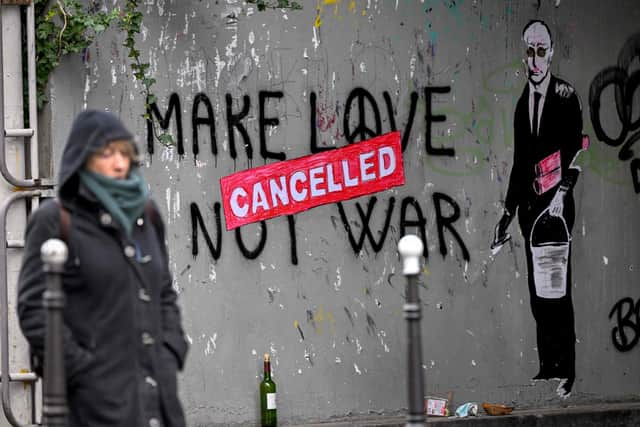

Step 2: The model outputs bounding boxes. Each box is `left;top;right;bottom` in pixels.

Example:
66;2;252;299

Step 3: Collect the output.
492;20;587;398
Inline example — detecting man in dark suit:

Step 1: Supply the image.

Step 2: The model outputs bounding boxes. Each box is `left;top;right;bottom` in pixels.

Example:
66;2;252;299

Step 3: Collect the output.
493;20;585;398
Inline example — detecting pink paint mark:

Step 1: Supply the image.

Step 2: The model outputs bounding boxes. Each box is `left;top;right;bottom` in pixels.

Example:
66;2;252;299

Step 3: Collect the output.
533;167;561;195
534;150;561;195
316;103;337;132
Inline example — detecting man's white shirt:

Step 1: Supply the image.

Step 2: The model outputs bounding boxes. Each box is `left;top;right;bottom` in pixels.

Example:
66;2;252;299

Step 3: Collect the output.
528;72;551;135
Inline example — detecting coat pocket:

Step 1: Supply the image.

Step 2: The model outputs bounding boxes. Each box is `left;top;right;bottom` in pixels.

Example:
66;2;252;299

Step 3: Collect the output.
66;343;95;390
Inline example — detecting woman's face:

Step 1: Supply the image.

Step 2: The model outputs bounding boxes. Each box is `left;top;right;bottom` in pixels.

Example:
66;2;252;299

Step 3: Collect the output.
86;140;133;179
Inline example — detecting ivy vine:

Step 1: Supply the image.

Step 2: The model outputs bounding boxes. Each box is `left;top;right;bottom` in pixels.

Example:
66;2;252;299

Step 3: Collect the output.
34;0;118;109
33;0;304;145
118;0;173;146
34;0;172;145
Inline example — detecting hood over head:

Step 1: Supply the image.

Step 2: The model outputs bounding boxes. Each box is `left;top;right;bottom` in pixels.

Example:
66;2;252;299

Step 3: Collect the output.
58;110;137;200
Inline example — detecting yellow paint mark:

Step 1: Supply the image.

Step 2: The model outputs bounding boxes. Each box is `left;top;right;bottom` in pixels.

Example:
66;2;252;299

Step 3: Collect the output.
323;0;338;4
361;9;367;16
293;319;300;329
326;311;336;336
423;265;431;276
314;306;324;335
19;368;29;390
314;8;323;28
308;305;337;336
348;0;356;13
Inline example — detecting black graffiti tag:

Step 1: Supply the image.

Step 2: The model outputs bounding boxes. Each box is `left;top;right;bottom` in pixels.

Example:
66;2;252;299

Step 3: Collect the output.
589;33;640;193
343;88;382;143
608;297;640;352
336;193;469;261
150;87;454;161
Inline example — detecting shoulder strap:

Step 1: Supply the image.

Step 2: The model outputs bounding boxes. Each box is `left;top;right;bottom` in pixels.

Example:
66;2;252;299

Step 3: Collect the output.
54;199;71;245
144;199;161;230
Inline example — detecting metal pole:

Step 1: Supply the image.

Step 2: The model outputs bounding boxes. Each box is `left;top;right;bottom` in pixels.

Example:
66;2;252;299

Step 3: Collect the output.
398;235;425;427
41;239;68;427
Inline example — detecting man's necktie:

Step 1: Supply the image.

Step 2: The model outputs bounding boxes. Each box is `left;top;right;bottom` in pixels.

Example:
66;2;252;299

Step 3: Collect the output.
532;91;542;137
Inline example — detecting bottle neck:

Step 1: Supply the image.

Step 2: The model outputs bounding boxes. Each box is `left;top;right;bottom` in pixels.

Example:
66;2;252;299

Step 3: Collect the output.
263;360;271;380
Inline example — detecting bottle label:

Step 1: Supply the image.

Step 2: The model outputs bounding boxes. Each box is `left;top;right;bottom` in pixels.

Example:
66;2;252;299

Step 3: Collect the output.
266;393;276;410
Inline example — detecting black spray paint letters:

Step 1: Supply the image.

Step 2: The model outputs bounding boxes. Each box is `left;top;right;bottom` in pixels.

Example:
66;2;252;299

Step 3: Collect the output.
157;86;464;265
190;193;469;264
190;202;298;264
608;297;640;352
147;87;453;160
589;33;640;193
337;194;469;261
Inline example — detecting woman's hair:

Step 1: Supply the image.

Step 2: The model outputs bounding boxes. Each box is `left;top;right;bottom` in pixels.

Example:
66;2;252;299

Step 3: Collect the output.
93;140;140;165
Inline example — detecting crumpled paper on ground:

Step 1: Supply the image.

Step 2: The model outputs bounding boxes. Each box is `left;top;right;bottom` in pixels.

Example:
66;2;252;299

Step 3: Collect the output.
455;402;478;417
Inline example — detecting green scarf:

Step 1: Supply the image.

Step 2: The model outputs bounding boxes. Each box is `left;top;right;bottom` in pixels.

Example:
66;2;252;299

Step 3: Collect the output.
78;169;150;237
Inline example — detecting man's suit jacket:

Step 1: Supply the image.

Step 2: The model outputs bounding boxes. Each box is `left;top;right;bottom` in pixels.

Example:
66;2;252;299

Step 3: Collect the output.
504;74;583;228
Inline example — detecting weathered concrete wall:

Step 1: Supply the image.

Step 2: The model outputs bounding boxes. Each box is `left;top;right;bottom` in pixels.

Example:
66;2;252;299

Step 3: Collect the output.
45;0;639;425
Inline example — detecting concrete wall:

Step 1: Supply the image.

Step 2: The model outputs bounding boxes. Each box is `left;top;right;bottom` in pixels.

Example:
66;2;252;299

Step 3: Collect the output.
44;0;640;425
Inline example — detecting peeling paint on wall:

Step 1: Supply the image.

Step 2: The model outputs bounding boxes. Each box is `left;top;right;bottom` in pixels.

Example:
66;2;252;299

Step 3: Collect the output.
47;0;640;425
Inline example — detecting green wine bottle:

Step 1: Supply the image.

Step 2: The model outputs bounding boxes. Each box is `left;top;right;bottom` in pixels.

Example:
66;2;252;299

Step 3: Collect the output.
260;353;277;427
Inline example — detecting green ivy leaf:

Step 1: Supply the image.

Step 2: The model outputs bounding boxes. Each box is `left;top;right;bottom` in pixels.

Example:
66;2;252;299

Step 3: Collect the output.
34;0;173;147
158;133;174;147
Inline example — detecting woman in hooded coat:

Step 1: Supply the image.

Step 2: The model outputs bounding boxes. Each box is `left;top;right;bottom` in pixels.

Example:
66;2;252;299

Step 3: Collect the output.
17;110;189;427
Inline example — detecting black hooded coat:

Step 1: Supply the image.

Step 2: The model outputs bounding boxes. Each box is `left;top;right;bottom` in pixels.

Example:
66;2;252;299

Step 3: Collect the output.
17;110;189;427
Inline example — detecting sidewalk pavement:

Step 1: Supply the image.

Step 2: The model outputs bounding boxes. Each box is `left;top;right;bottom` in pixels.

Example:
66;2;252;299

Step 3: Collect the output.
288;401;640;426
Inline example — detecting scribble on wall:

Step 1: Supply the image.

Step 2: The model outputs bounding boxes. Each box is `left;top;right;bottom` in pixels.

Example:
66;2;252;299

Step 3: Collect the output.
191;201;298;264
151;86;469;264
492;20;586;398
147;92;184;156
146;87;453;160
190;192;469;264
190;202;222;260
609;297;640;352
193;93;218;157
589;33;640;193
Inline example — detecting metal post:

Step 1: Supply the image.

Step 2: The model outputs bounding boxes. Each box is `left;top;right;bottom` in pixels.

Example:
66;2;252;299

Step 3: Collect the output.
41;239;68;427
398;235;425;427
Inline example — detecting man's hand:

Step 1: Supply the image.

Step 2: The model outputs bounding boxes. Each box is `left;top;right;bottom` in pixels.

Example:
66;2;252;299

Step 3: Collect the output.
492;212;513;249
549;188;566;217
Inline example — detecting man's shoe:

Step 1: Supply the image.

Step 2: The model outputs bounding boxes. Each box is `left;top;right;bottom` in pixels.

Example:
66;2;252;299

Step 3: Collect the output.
556;376;575;399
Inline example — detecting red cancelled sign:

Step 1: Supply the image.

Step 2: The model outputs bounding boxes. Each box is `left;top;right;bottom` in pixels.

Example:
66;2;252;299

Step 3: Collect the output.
220;131;405;230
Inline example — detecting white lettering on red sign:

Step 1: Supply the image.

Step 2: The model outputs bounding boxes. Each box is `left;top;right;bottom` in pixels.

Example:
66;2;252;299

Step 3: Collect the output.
220;131;404;230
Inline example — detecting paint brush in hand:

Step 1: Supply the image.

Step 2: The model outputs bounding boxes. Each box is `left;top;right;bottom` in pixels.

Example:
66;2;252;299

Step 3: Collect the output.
491;232;511;255
491;212;513;255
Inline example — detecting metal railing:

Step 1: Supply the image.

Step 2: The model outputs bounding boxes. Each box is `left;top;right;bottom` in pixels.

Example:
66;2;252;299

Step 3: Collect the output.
0;190;54;427
0;1;51;189
0;1;55;425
